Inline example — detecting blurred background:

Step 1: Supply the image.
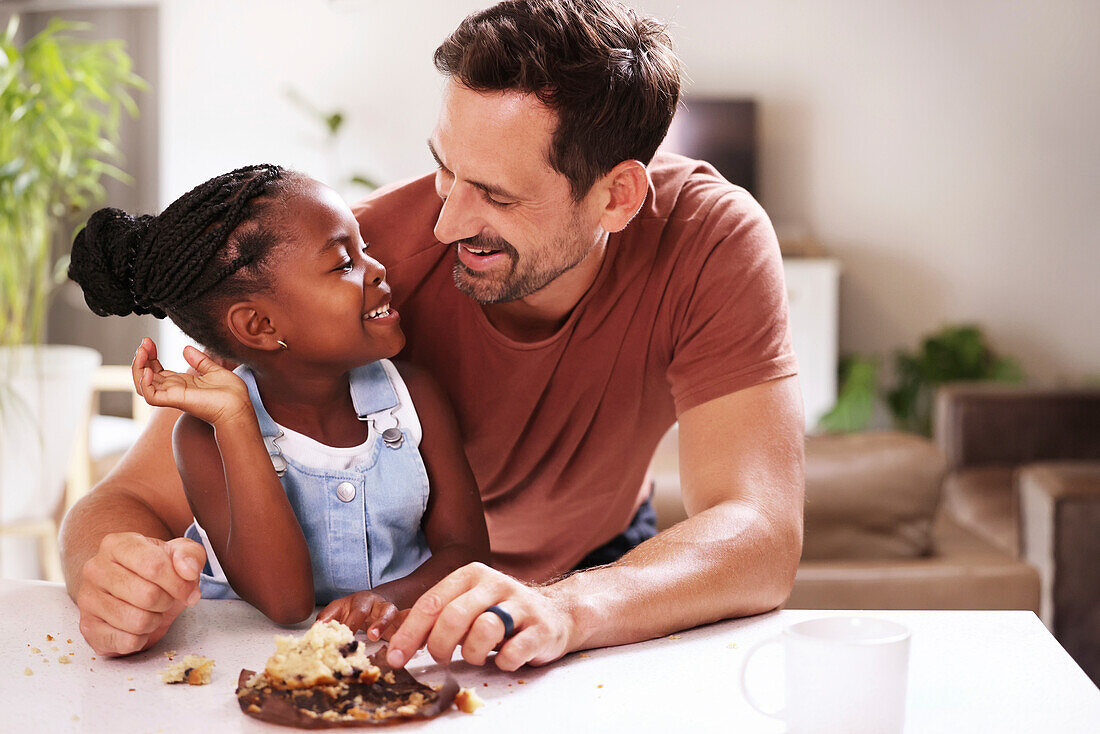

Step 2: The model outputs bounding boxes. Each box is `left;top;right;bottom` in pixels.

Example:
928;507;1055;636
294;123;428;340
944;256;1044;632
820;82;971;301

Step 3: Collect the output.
1;0;1098;681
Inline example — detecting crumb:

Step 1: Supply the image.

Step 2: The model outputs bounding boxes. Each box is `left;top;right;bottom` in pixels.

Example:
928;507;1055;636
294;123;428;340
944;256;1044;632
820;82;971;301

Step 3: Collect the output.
67;638;73;644
482;682;488;687
59;656;71;664
51;646;59;651
126;676;133;681
667;635;681;640
455;688;485;714
31;647;40;654
91;657;96;661
160;655;215;685
71;715;79;721
726;642;738;649
517;680;526;685
129;688;135;692
383;671;396;685
578;653;590;658
24;667;33;676
163;650;177;658
46;634;54;641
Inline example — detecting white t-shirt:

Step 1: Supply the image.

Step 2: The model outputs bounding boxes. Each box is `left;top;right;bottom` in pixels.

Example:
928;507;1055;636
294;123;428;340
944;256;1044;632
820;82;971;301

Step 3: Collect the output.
272;359;422;470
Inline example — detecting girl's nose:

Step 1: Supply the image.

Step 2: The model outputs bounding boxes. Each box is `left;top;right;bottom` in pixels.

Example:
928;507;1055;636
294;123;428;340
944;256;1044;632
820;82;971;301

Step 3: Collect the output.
365;256;386;286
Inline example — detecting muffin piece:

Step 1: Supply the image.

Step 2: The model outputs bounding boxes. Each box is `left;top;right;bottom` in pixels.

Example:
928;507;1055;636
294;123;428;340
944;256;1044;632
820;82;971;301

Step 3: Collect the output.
262;621;380;689
161;655;215;685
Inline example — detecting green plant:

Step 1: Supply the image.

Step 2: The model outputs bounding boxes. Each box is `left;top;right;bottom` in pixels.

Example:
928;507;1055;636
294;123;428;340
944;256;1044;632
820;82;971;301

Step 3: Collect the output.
818;324;1024;436
816;354;880;433
0;16;146;348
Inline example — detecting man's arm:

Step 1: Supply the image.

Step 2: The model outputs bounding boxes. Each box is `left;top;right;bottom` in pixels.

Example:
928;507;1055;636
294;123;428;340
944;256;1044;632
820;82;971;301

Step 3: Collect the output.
384;375;805;669
59;401;207;656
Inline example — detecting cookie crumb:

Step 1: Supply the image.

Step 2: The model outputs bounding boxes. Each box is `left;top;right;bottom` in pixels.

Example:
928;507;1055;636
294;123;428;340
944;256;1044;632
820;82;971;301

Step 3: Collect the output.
24;667;33;676
517;680;526;685
667;634;681;640
160;655;215;685
59;656;71;664
126;676;133;681
46;634;54;641
726;642;738;649
578;653;590;658
71;715;79;721
31;647;40;654
67;638;73;644
51;646;59;651
455;687;485;714
128;688;136;692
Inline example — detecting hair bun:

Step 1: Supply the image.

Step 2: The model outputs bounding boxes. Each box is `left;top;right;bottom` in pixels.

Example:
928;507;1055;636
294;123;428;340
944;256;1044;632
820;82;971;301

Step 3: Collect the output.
69;207;161;318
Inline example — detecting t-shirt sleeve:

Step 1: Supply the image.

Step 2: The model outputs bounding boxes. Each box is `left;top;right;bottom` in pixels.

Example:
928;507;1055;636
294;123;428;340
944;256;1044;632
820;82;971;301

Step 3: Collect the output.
665;192;799;415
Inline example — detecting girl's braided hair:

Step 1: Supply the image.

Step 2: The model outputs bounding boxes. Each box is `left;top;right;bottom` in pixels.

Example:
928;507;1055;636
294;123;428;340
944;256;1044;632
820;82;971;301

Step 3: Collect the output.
69;164;293;359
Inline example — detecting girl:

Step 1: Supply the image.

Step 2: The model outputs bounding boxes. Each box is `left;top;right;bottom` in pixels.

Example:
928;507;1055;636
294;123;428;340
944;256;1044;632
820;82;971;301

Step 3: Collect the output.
69;164;490;638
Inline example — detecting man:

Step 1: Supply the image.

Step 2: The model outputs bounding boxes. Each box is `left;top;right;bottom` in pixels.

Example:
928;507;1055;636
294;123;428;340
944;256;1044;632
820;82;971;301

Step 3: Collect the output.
62;0;804;670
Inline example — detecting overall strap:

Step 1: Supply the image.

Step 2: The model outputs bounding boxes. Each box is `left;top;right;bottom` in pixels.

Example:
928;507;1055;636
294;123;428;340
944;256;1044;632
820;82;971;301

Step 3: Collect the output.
349;361;399;418
349;360;404;449
233;365;288;474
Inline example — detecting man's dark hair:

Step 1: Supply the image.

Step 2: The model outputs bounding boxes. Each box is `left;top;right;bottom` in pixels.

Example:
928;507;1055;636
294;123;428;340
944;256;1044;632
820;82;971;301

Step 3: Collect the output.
69;164;293;359
435;0;682;200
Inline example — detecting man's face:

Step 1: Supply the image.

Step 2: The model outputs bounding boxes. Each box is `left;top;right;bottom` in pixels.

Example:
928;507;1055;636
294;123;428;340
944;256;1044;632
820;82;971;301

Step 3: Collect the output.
429;81;605;304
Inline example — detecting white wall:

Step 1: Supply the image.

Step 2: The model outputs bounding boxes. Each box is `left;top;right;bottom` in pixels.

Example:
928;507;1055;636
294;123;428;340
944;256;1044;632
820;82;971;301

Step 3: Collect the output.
158;0;1100;382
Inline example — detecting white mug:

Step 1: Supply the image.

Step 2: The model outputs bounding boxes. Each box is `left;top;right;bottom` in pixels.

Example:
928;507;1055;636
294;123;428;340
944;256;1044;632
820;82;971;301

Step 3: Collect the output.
739;616;911;734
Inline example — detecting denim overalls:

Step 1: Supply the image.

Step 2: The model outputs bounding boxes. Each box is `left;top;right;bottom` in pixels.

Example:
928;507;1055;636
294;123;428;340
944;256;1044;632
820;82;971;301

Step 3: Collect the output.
184;361;432;604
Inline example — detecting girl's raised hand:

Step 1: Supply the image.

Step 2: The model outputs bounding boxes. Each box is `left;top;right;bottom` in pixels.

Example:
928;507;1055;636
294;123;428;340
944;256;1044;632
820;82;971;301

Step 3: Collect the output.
132;337;251;427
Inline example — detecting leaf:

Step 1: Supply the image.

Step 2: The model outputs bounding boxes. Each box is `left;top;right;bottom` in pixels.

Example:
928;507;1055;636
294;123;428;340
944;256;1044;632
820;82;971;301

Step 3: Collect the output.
817;354;880;433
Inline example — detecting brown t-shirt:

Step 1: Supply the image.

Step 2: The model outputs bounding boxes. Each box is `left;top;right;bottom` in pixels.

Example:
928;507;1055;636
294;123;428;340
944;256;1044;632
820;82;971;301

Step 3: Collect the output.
353;152;797;582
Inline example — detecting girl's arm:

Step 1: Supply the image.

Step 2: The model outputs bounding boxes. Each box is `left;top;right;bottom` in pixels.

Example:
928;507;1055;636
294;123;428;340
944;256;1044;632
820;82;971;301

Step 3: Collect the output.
136;339;314;624
319;361;490;635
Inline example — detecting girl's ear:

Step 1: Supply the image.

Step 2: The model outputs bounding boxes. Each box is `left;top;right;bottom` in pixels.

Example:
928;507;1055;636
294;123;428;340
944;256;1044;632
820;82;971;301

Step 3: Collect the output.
226;301;283;352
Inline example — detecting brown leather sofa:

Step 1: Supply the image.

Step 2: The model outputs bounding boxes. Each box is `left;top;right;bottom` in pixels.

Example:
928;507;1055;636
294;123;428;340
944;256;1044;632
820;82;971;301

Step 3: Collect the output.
934;383;1100;684
649;427;1041;614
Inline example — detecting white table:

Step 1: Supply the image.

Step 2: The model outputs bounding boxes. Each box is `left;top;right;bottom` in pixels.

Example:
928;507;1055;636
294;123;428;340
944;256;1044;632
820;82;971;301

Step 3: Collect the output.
2;580;1097;733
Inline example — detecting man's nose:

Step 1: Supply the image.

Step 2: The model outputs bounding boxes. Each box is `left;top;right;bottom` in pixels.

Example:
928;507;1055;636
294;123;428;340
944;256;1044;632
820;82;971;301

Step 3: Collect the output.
433;182;484;244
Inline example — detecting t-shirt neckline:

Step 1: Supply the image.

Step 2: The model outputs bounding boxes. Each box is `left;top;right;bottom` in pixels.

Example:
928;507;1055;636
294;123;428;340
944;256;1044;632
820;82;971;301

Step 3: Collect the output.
462;228;625;352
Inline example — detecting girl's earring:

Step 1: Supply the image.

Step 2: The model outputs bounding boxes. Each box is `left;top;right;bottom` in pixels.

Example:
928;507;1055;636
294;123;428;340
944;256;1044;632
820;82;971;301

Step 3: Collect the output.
276;339;289;351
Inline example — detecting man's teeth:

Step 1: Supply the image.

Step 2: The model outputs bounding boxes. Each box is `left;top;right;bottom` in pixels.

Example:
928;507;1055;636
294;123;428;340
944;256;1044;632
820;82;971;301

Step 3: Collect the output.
366;306;391;319
464;245;498;255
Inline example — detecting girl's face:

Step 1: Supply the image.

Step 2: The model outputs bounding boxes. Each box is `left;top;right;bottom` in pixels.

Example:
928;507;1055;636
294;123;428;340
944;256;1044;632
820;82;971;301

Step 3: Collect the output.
259;178;405;369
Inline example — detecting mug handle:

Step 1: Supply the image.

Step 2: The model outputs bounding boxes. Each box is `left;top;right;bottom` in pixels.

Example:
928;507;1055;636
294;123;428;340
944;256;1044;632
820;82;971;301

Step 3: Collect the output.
739;634;786;720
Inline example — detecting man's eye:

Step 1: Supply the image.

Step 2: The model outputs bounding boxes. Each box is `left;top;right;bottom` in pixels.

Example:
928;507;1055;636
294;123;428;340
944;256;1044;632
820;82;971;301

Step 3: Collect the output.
335;260;353;272
481;190;514;208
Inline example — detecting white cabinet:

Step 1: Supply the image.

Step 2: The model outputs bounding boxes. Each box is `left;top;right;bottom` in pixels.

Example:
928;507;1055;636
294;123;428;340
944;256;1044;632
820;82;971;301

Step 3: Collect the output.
783;257;840;430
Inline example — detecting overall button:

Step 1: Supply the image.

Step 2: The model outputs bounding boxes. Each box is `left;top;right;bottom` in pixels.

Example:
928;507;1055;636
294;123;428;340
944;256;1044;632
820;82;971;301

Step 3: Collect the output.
335;481;356;502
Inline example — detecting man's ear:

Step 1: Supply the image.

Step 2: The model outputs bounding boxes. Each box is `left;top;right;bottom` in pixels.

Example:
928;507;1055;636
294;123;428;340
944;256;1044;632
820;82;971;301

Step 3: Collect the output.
226;302;283;352
597;160;649;234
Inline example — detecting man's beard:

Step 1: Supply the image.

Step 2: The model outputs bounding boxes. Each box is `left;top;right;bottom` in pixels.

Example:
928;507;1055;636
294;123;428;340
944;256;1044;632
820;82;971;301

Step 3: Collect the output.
452;228;593;305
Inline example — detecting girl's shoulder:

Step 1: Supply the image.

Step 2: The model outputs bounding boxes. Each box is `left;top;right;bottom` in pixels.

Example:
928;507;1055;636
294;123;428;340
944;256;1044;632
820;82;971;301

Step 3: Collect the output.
385;360;453;431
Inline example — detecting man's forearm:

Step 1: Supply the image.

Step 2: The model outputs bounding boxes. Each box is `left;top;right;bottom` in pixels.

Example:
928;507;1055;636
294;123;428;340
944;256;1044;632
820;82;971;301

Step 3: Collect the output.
548;500;802;653
59;487;177;599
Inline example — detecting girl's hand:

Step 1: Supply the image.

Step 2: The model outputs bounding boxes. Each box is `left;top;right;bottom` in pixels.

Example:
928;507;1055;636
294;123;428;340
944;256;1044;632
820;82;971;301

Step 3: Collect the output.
317;592;408;642
132;337;251;427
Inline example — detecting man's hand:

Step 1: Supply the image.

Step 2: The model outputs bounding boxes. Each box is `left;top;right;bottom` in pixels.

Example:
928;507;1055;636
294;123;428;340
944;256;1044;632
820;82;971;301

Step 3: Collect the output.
75;533;205;656
317;592;408;642
384;563;577;672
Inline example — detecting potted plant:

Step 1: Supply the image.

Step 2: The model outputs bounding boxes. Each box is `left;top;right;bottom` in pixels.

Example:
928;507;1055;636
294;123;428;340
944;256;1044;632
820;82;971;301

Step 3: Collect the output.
817;324;1024;436
0;16;145;577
